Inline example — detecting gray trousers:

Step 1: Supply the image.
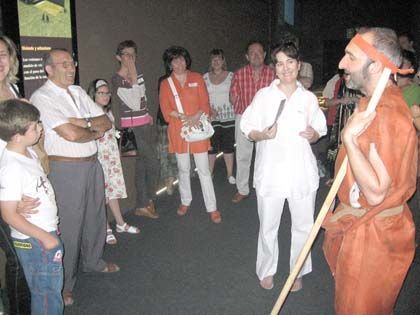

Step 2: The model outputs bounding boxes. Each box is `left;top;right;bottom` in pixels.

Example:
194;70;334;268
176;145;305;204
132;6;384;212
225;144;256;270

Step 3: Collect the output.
235;114;254;195
132;124;160;208
49;160;107;291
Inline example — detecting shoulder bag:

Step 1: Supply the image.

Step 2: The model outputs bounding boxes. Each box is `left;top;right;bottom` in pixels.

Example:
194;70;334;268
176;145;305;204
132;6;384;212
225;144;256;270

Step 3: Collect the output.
167;77;214;142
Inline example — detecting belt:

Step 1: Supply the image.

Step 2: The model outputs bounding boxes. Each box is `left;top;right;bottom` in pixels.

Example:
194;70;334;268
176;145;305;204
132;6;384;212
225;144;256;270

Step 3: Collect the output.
330;203;403;223
48;154;97;162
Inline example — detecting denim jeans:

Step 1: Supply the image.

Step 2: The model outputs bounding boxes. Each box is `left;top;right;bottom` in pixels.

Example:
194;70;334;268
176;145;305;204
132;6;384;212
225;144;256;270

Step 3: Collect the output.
13;232;64;315
0;218;31;314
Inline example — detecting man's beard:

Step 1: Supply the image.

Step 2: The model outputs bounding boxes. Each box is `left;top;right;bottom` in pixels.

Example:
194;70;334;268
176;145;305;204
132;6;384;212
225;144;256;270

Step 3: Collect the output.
345;62;370;91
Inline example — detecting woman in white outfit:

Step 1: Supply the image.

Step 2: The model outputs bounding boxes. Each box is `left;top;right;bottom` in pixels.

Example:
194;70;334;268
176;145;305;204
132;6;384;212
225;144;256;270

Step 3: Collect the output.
240;42;327;291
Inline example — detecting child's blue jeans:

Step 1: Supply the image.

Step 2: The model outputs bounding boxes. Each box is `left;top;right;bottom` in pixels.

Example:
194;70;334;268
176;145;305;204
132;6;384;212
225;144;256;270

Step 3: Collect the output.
13;232;64;315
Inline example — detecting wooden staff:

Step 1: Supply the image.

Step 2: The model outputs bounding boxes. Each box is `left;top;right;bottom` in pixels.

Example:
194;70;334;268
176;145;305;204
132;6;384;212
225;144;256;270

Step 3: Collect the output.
270;67;392;315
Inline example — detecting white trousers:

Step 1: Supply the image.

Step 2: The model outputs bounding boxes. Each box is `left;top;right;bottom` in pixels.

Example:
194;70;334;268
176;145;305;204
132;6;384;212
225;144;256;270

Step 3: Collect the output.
176;152;217;212
235;114;254;195
256;190;316;280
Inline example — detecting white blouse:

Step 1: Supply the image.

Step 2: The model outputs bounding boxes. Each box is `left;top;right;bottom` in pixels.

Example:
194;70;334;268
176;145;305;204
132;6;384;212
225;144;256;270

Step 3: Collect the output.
203;72;235;122
241;79;327;199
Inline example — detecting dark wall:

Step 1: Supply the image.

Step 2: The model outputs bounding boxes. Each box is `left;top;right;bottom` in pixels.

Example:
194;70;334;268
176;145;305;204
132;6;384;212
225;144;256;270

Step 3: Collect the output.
76;0;269;113
274;0;417;89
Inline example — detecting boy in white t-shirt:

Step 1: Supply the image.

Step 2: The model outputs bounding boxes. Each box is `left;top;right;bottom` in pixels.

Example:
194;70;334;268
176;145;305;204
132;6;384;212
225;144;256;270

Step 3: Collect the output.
0;99;63;314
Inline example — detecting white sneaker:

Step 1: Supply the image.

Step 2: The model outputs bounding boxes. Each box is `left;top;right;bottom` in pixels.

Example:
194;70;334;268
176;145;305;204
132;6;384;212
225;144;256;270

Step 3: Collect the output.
228;176;236;184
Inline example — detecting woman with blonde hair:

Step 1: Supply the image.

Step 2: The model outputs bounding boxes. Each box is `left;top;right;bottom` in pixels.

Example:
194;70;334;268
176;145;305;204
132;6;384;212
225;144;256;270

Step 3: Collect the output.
0;35;32;314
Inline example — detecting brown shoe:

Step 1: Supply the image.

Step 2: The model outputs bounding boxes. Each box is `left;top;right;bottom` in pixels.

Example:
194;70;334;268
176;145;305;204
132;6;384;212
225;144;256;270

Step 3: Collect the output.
232;192;249;203
135;206;159;219
63;289;74;306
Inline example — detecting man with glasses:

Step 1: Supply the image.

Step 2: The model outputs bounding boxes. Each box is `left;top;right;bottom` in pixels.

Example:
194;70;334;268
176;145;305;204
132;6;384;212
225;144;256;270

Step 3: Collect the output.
30;48;119;306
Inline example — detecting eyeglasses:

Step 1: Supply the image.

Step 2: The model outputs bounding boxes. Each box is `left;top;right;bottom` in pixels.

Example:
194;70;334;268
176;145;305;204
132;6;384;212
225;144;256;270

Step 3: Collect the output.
96;92;112;96
52;61;78;68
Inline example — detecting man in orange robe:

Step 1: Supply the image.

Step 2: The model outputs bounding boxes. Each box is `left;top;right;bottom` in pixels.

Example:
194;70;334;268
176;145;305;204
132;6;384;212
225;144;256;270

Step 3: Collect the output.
323;27;418;315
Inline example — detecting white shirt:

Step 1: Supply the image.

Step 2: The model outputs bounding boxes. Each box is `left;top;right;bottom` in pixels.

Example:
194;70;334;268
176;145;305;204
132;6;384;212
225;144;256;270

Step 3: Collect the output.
0;148;58;239
30;80;104;157
203;72;235;122
241;80;327;198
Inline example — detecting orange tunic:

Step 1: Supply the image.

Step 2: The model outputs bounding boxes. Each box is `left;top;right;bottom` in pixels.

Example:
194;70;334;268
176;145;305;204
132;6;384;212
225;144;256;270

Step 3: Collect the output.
323;85;418;315
159;71;211;154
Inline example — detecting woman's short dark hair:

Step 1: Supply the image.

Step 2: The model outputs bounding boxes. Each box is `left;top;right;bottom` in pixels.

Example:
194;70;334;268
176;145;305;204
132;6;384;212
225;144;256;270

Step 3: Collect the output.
116;40;137;56
87;78;111;112
271;42;300;64
162;46;192;75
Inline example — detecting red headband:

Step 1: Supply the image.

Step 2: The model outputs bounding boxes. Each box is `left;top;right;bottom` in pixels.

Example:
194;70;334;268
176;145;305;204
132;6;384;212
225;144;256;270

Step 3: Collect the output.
350;34;414;75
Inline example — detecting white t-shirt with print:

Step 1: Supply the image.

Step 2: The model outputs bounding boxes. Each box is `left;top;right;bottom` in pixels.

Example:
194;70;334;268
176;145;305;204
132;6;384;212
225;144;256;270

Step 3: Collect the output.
0;148;58;239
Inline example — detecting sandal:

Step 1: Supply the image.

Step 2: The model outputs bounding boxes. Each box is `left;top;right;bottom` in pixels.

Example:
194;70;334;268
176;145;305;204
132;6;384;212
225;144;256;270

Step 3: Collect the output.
101;262;120;273
116;222;140;234
106;229;117;245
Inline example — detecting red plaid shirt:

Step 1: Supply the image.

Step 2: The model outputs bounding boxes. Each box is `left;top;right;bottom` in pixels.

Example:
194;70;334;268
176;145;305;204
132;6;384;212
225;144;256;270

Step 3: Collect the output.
230;64;275;114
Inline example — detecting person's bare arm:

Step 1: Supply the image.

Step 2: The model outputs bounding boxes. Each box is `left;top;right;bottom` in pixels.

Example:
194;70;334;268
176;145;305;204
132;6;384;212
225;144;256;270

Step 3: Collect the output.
410;104;420;131
68;114;111;133
342;109;392;205
1;201;58;250
54;123;104;143
230;93;238;107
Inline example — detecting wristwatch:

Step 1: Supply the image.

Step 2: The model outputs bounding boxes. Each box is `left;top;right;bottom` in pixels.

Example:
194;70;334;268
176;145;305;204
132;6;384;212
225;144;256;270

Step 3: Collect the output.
85;118;92;129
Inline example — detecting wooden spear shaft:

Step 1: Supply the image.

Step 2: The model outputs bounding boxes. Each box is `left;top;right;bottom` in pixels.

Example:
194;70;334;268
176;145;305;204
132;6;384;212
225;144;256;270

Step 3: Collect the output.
270;68;392;315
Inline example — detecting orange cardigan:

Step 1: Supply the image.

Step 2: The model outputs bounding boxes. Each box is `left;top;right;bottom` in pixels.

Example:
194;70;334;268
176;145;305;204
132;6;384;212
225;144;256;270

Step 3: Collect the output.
159;71;211;154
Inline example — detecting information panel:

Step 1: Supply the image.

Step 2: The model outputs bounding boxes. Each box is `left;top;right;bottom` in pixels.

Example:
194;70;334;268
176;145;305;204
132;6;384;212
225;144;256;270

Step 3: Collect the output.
17;0;75;97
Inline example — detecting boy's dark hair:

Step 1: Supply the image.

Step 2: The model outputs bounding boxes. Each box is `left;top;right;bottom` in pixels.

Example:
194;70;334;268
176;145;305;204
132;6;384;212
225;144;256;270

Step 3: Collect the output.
116;40;138;56
0;99;40;141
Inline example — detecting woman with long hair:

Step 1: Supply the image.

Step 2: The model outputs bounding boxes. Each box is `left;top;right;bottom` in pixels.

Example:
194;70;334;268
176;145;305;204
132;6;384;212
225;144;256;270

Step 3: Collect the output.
87;78;140;245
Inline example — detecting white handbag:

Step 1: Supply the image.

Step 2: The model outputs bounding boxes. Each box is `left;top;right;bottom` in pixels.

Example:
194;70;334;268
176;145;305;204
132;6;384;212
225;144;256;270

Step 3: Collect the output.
167;77;214;142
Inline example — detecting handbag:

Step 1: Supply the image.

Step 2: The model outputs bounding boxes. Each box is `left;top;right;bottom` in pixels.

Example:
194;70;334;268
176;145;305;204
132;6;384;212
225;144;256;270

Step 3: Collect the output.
117;128;137;156
167;77;214;142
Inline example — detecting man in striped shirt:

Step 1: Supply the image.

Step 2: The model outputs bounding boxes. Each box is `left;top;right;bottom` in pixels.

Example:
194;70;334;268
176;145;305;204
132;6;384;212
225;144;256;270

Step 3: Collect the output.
230;40;275;203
